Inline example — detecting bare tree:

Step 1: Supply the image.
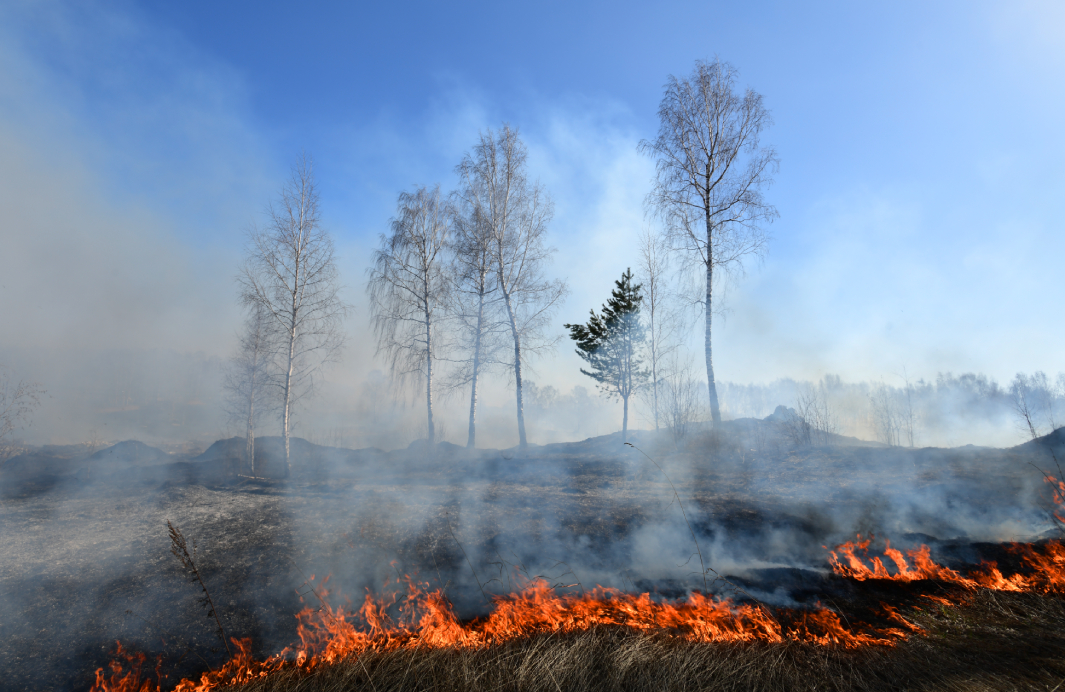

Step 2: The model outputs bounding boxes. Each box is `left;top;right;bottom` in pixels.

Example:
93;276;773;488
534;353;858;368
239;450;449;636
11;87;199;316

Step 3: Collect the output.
368;185;452;445
447;194;508;448
239;155;346;474
786;383;839;446
222;302;277;475
636;228;680;431
898;370;918;448
456;125;567;448
870;383;902;447
661;353;705;447
0;367;43;464
1011;372;1060;440
640;59;778;425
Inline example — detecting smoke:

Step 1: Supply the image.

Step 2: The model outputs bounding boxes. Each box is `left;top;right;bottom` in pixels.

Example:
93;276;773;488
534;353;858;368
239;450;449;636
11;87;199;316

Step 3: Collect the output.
2;3;1062;452
3;409;1062;689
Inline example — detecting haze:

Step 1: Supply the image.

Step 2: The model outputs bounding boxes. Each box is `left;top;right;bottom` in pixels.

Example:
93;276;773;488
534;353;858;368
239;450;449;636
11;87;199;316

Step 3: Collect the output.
1;0;1062;449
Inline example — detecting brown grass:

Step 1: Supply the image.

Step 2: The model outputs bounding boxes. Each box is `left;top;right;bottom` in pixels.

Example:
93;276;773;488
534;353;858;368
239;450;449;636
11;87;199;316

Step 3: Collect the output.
215;590;1065;692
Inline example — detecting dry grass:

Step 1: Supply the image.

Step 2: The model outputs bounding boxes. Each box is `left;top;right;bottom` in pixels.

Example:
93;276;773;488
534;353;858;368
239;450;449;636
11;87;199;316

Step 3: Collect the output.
215;590;1065;692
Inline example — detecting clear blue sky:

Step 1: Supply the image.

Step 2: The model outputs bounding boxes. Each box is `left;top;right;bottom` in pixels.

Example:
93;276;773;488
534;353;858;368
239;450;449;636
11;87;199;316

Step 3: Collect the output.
1;0;1062;394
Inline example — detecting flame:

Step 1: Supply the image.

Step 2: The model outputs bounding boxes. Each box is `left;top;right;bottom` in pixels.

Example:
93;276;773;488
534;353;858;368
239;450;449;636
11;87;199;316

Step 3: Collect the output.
920;594;953;606
1044;474;1065;525
1009;540;1065;591
880;603;923;634
91;576;908;692
92;537;1065;692
828;535;1065;593
91;642;161;692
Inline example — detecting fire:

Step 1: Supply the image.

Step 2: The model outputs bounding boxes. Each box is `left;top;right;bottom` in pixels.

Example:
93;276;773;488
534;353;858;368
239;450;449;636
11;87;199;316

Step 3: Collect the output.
1010;540;1065;591
92;538;1065;692
828;535;1065;593
91;642;161;692
1044;474;1065;525
267;577;906;653
91;576;908;692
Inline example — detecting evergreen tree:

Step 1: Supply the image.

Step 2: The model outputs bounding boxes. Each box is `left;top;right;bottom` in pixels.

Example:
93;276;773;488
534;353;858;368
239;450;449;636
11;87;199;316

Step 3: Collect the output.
565;269;649;441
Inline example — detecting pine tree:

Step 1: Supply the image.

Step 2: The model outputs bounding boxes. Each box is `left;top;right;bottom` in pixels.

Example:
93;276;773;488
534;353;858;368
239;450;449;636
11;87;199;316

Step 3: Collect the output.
565;269;649;441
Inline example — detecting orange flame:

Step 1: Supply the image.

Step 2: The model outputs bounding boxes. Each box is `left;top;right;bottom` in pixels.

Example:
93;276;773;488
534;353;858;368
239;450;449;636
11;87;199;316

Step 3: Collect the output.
92;537;1065;692
91;642;161;692
1009;540;1065;591
92;576;908;692
828;535;1065;593
1044;475;1065;525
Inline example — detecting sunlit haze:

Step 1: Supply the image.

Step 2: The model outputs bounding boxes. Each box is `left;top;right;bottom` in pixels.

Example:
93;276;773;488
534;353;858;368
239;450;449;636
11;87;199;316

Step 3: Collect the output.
1;0;1062;448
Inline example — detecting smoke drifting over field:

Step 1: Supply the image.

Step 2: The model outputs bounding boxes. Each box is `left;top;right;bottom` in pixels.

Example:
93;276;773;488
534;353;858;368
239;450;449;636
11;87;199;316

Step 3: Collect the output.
2;3;1065;690
2;426;1063;690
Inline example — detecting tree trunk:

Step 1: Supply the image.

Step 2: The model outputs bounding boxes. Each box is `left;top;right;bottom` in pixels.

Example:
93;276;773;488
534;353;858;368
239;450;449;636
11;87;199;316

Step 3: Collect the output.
501;287;527;448
467;286;486;449
514;340;527;447
467;363;479;448
705;260;722;425
622;330;631;442
651;353;659;431
246;399;255;476
246;323;263;476
283;325;295;476
648;310;659;431
425;309;435;444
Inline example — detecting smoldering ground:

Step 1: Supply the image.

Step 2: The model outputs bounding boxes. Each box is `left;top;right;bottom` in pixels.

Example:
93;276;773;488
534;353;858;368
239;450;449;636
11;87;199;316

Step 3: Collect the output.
0;421;1062;692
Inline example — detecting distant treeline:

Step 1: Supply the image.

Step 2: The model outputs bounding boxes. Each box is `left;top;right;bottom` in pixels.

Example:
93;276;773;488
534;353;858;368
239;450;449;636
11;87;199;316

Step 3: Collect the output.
716;372;1063;448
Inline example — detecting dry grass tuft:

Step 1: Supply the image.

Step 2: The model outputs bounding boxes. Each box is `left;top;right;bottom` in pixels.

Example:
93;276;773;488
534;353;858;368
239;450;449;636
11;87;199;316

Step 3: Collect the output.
168;520;233;658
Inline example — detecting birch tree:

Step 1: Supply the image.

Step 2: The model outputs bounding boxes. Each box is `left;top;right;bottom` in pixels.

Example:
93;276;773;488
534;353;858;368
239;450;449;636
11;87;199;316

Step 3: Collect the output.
368;185;452;444
456;126;567;448
222;302;277;475
447;197;507;448
239;155;346;474
640;59;778;425
636;228;679;431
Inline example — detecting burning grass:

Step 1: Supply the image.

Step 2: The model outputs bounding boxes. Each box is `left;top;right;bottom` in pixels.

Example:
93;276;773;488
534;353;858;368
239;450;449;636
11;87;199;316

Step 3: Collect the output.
828;535;1065;592
96;589;1065;692
92;540;1065;692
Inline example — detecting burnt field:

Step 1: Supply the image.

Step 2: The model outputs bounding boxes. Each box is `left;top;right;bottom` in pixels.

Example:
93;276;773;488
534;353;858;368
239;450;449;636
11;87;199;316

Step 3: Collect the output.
1;420;1064;692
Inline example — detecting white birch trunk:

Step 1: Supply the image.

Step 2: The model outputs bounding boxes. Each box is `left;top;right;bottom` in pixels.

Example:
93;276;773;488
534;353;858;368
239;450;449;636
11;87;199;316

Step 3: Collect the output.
283;325;294;475
705;259;722;425
425;302;435;444
501;286;527;447
245;392;255;475
651;351;660;431
466;284;486;449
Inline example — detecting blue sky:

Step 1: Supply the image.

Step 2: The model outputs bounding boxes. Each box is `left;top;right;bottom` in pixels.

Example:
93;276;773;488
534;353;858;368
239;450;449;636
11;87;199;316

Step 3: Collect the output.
1;0;1062;403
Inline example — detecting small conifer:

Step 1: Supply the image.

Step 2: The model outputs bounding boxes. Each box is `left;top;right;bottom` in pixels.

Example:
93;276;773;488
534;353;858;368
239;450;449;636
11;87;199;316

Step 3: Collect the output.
565;269;649;441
